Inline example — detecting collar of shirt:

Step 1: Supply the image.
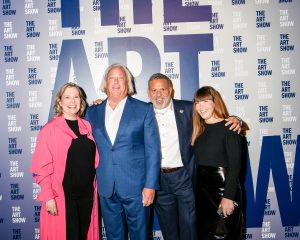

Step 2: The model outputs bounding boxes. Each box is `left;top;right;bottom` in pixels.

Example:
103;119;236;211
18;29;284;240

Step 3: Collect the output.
106;96;127;112
105;96;127;145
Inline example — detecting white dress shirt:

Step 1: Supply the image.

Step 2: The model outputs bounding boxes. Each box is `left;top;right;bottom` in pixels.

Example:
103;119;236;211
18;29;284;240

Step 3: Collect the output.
105;97;127;145
154;101;184;168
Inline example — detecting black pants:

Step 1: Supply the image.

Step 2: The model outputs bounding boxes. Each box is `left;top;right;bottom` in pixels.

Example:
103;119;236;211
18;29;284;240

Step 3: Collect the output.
154;167;197;240
64;193;94;240
196;166;242;240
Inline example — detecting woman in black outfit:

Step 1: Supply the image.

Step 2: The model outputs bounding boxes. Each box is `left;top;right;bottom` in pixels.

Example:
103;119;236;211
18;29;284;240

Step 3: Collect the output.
191;86;243;240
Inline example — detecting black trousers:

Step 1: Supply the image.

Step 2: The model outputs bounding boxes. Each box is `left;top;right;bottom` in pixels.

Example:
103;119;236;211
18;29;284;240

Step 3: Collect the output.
154;167;197;240
64;193;94;240
196;166;242;240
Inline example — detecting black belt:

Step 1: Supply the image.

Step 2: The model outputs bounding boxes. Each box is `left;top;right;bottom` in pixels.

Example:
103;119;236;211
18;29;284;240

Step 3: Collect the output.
161;167;183;173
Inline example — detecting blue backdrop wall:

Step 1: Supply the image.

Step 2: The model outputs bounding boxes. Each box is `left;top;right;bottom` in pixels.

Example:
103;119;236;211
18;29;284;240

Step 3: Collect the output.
0;0;299;239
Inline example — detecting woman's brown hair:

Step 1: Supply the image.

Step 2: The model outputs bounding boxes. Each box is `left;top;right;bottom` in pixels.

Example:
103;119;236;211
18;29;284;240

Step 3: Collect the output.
191;86;229;145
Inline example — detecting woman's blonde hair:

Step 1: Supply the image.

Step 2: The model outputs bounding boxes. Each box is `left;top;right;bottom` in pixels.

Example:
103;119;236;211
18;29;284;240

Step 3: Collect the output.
191;86;229;145
54;82;87;118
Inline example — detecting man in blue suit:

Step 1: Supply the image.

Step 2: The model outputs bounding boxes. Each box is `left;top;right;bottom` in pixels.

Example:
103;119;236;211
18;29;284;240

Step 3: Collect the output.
86;64;161;240
148;73;241;240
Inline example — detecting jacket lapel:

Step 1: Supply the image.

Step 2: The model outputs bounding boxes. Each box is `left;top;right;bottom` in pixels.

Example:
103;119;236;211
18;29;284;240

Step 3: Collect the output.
98;100;113;147
113;97;131;146
54;115;77;138
54;115;92;138
173;100;184;151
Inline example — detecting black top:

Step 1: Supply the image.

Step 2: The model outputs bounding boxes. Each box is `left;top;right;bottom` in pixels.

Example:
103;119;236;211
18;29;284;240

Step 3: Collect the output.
63;119;96;197
193;120;242;200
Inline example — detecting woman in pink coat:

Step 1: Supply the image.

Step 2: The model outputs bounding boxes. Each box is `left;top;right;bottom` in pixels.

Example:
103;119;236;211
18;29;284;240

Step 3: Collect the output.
30;83;100;240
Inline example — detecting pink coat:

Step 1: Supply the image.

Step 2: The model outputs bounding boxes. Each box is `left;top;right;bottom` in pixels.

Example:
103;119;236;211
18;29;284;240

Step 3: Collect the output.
30;116;100;240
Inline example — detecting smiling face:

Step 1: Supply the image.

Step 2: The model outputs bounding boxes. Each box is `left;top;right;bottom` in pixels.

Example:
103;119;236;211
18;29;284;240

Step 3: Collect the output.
195;98;216;123
105;67;129;103
148;78;172;109
59;86;81;120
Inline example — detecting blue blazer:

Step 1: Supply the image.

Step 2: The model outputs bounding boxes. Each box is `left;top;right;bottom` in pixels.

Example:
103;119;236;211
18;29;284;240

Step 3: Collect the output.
86;96;161;198
172;99;197;186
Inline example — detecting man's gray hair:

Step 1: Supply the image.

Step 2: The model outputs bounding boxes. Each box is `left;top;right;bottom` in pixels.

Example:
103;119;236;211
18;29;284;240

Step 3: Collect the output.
100;63;136;96
148;73;171;89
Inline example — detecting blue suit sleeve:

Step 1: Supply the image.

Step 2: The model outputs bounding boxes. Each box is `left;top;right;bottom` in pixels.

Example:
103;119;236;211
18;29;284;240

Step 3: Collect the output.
143;104;161;190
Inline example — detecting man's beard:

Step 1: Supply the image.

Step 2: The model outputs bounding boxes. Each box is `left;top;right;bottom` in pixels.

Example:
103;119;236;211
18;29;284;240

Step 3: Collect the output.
153;96;171;110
